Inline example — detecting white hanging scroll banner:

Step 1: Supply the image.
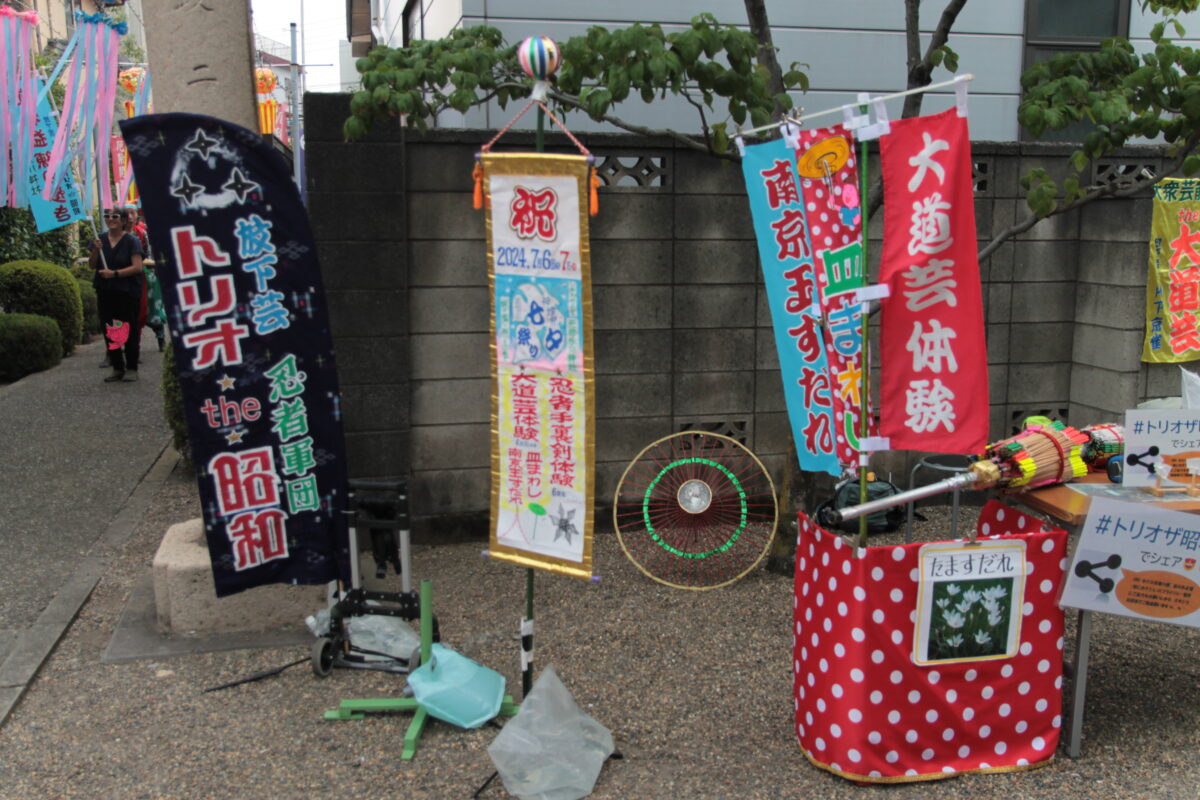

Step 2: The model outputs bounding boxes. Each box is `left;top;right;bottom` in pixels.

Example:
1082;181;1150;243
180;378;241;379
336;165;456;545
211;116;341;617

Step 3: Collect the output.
484;152;596;580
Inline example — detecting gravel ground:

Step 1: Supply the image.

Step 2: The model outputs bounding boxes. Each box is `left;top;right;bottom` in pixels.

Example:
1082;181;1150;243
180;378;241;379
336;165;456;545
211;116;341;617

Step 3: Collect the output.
2;474;1199;800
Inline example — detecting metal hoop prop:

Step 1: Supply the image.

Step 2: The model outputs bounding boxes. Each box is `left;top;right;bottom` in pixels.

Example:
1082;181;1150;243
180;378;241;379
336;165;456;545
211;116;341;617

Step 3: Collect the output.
613;432;778;590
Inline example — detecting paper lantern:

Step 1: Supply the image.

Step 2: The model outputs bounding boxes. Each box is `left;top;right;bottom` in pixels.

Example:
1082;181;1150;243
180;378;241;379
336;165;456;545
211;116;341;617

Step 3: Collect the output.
257;98;278;135
256;67;277;95
517;36;560;81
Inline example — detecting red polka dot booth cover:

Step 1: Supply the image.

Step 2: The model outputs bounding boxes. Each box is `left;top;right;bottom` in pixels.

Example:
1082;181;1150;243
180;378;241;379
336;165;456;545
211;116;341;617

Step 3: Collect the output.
792;500;1068;783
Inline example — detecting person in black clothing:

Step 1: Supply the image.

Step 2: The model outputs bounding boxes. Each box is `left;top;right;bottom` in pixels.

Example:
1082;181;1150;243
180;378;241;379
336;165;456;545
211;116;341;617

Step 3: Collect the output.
90;208;145;382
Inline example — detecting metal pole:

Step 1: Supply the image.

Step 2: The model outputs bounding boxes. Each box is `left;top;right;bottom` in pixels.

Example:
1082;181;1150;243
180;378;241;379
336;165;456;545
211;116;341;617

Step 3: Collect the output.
1066;609;1092;758
824;471;982;527
521;105;547;700
856;113;871;549
289;23;302;193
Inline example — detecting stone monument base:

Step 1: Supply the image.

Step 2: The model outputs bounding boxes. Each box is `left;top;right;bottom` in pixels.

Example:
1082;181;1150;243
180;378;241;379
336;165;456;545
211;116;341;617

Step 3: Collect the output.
152;518;327;635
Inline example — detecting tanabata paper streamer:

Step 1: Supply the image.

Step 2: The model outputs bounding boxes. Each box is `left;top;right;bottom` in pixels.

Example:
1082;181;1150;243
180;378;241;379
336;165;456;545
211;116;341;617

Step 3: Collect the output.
120;112;350;597
257;98;279;136
1143;177;1200;362
114;67;150;202
26;75;87;233
0;7;38;208
110;134;134;205
794;124;874;465
741;137;839;476
484;152;596;580
793;500;1067;782
42;11;124;211
878;108;989;454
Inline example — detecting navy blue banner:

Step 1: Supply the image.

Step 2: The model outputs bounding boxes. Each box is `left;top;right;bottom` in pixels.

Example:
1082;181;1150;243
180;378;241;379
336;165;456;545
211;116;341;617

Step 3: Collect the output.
120;113;348;597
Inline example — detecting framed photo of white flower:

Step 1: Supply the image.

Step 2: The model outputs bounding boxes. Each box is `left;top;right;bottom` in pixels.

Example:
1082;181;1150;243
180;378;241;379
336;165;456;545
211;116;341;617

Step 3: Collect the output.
913;540;1027;665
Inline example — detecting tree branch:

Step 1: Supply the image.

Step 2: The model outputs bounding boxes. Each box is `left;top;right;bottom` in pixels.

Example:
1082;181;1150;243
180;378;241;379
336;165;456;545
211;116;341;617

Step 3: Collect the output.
744;0;787;122
901;0;969;120
977;131;1200;262
865;0;968;219
546;88;729;158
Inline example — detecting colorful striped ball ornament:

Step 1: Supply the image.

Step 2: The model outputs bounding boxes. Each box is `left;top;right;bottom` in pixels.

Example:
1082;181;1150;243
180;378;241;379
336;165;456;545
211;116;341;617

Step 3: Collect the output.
517;36;560;81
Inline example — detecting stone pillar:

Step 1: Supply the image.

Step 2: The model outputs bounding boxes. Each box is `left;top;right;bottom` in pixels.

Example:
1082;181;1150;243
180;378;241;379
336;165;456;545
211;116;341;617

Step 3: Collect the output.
140;1;258;132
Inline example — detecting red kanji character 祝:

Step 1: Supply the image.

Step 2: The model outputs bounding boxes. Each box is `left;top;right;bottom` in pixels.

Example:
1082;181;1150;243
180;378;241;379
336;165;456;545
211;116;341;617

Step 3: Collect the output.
510;186;558;241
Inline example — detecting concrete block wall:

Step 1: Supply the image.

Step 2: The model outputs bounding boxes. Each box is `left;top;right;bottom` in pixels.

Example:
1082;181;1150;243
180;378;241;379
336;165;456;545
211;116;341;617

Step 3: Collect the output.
305;93;1179;532
304;97;412;482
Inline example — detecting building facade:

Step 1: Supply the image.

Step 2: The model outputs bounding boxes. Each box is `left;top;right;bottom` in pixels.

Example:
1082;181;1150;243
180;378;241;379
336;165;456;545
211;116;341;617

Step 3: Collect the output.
346;0;1200;140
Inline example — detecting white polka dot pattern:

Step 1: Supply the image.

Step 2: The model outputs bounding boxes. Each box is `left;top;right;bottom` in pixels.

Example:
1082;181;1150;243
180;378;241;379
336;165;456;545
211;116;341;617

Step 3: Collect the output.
792;123;872;465
793;499;1067;782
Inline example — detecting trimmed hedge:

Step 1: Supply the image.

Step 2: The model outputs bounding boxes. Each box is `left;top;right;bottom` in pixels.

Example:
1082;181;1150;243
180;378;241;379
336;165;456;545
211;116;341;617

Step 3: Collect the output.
77;279;98;343
70;258;93;282
0;259;83;356
162;339;192;469
0;207;76;268
0;313;62;383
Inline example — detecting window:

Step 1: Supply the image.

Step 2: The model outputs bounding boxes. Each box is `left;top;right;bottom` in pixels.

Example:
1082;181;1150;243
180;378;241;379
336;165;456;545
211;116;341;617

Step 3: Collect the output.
403;0;423;46
1021;0;1131;141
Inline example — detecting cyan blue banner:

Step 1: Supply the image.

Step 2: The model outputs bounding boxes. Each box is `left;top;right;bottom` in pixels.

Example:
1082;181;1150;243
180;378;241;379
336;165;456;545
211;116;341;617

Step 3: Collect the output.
27;76;86;233
741;138;839;476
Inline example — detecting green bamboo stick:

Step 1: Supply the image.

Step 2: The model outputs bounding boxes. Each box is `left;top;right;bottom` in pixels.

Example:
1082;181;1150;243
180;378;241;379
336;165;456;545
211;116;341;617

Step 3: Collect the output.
857;126;872;550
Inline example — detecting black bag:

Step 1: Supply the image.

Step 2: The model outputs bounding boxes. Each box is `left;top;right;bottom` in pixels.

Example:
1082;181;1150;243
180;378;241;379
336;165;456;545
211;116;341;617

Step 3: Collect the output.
814;477;904;534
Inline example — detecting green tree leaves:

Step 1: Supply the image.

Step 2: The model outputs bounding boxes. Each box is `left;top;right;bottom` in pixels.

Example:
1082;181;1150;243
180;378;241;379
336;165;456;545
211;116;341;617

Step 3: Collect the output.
343;14;807;157
1017;6;1200;218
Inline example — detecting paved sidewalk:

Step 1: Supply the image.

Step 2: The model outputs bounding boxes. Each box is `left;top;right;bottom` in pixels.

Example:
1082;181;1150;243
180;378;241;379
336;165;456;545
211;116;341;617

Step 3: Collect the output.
0;336;169;721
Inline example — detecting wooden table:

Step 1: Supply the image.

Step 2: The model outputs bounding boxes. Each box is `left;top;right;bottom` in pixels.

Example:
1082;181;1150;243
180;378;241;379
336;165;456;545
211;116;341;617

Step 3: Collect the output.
1009;471;1200;530
1008;471;1200;758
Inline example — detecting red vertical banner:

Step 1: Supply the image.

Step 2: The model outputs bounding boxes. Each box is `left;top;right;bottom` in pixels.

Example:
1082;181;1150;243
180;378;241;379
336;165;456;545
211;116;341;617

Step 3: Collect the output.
794;125;873;465
879;109;988;453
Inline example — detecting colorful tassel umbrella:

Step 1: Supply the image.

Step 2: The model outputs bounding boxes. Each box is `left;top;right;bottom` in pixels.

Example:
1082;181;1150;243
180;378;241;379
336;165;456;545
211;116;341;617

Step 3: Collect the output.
821;421;1104;527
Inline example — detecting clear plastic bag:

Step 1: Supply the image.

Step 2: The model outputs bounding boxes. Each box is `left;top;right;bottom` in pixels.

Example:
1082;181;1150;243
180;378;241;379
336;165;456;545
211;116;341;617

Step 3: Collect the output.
305;608;330;637
487;664;614;800
345;614;421;660
1182;365;1200;409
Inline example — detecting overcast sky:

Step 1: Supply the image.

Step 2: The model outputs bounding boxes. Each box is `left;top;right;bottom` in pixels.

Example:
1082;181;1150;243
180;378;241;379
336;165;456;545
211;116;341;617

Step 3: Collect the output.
250;0;347;92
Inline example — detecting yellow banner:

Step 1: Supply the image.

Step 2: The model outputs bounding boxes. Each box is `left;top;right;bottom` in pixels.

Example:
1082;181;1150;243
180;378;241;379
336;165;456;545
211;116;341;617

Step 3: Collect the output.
1144;177;1200;362
484;153;595;579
